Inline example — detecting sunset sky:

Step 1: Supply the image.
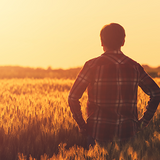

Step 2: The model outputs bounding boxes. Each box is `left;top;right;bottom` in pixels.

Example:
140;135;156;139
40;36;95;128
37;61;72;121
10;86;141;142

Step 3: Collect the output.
0;0;160;69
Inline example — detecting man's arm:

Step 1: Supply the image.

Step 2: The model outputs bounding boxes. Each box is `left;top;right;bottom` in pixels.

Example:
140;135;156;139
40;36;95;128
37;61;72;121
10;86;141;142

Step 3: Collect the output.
68;62;91;131
138;66;160;129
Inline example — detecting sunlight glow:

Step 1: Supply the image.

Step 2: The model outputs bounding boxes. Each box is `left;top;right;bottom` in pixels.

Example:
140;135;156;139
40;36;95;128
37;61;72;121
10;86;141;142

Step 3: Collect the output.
0;0;160;69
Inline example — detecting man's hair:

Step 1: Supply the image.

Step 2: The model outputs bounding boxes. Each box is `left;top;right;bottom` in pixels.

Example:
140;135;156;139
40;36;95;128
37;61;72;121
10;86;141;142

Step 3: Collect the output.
100;23;126;50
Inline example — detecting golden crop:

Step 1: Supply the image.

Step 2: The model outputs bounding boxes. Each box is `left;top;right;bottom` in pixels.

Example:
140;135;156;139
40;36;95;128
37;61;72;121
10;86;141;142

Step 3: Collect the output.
0;78;159;160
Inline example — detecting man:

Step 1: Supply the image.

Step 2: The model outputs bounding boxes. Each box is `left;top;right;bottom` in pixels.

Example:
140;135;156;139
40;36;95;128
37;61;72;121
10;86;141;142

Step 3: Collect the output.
68;23;160;147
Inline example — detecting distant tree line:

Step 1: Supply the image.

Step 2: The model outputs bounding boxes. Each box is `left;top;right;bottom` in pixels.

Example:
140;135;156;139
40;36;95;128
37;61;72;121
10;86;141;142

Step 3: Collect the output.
0;65;159;79
0;66;81;79
142;65;160;78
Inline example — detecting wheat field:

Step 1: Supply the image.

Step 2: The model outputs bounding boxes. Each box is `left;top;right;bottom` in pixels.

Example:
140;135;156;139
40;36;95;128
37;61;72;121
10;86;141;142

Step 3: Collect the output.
0;78;160;160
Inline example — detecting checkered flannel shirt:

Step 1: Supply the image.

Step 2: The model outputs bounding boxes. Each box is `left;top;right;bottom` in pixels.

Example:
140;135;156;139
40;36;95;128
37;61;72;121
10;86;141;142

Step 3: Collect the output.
68;50;160;142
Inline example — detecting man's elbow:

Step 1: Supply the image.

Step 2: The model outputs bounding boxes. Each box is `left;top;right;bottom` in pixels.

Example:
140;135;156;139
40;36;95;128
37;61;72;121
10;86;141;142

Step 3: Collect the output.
68;94;75;106
68;94;80;107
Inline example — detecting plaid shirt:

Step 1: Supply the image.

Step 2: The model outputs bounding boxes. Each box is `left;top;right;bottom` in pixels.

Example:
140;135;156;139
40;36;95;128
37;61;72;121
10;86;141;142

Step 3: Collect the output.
68;50;160;142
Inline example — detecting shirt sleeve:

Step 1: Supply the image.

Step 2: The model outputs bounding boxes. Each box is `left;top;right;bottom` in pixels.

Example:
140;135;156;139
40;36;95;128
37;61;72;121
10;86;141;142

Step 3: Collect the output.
138;65;160;128
68;62;92;128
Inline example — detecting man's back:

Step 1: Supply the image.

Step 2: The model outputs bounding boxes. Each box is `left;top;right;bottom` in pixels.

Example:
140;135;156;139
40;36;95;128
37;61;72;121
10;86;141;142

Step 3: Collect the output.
68;50;160;142
86;50;145;141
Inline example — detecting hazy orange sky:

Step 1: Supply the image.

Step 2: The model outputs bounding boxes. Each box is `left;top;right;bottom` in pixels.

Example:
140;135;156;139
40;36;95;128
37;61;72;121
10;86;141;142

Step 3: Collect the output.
0;0;160;69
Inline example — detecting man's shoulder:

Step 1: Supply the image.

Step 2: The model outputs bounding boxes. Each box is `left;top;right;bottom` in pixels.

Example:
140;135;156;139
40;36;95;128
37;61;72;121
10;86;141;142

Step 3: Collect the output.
123;54;142;67
84;56;101;68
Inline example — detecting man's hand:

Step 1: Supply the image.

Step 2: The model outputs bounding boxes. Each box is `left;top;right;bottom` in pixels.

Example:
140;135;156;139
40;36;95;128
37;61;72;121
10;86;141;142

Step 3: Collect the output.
137;118;148;131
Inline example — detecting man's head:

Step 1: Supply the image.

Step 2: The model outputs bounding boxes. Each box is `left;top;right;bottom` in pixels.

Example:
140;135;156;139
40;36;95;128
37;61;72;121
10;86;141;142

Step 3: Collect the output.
100;23;126;51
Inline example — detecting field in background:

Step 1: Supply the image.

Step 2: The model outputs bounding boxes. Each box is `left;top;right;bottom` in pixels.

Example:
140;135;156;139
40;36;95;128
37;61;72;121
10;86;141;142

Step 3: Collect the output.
0;78;160;160
0;65;159;79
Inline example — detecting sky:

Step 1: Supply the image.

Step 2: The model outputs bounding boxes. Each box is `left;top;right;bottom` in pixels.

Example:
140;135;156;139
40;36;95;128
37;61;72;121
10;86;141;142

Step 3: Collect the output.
0;0;160;69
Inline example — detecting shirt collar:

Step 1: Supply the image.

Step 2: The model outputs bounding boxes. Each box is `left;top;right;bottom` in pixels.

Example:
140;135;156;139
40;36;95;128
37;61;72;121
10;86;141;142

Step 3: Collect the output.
104;50;123;54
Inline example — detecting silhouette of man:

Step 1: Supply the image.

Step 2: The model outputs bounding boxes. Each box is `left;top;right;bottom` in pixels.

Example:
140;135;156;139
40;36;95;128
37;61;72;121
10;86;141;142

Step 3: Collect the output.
68;23;160;148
